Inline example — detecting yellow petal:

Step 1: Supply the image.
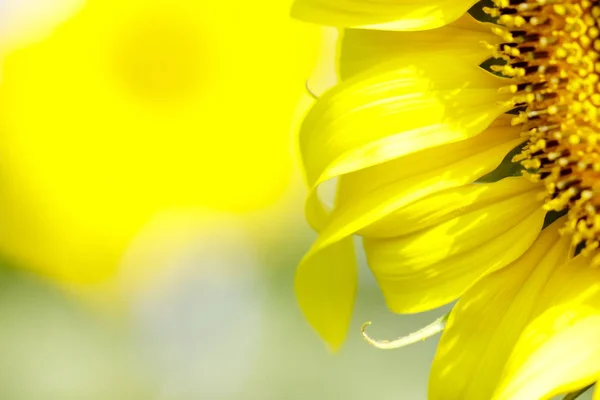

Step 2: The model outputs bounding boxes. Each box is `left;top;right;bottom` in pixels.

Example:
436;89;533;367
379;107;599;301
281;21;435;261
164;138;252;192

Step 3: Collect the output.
298;118;522;346
301;56;510;190
291;0;477;31
429;223;570;400
494;305;600;400
310;124;524;256
339;15;498;80
365;179;546;313
360;175;532;239
297;52;515;347
301;56;512;232
494;256;600;399
295;236;357;351
340;117;522;237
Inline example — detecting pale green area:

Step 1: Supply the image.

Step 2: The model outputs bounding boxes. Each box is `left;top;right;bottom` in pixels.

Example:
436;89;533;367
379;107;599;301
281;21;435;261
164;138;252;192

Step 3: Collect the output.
0;233;449;400
0;231;591;400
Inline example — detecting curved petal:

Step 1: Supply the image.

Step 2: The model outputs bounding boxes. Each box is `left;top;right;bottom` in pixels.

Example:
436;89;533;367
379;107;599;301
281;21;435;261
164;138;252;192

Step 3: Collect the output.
298;117;524;346
295;236;356;351
301;56;512;231
493;256;600;399
429;223;570;400
309;124;525;254
365;179;546;313
494;305;600;400
339;116;522;237
305;115;522;232
339;15;499;80
301;55;510;191
291;0;477;31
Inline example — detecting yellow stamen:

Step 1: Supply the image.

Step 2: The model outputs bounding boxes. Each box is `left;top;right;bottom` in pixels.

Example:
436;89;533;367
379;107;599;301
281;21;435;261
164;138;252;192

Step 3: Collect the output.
491;0;600;257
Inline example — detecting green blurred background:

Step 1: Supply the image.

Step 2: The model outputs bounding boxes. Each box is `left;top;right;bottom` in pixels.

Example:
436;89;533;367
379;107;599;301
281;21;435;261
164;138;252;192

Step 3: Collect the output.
0;233;451;399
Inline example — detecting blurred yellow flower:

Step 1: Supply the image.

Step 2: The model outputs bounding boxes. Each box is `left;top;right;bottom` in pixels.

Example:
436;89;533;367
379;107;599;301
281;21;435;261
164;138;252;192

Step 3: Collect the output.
0;0;319;291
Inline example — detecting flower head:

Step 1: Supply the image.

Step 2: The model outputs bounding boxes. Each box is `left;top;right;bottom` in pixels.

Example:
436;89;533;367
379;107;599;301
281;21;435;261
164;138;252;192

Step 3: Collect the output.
293;0;600;397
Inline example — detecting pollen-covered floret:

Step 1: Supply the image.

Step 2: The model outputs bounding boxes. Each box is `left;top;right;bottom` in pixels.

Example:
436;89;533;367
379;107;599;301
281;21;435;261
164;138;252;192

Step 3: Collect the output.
488;0;600;260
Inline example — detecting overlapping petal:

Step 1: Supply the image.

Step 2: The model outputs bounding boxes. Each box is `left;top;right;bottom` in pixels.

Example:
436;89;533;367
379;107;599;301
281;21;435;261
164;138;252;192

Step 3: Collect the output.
291;0;477;31
364;178;546;314
310;117;525;257
301;55;510;191
301;55;512;231
335;115;521;223
339;15;498;80
492;256;600;399
296;116;527;348
295;1;600;396
429;221;600;399
296;25;521;350
429;223;570;400
494;304;600;400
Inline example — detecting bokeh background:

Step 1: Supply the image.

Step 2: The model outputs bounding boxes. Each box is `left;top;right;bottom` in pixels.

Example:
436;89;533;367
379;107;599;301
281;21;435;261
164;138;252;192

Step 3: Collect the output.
0;1;560;399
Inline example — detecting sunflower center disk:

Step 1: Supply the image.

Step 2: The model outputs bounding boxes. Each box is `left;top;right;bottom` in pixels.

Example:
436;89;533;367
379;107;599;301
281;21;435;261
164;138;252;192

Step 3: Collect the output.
488;0;600;258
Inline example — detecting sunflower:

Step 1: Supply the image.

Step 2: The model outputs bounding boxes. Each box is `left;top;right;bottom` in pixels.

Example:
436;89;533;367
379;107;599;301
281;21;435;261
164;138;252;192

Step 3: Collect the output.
293;0;600;398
